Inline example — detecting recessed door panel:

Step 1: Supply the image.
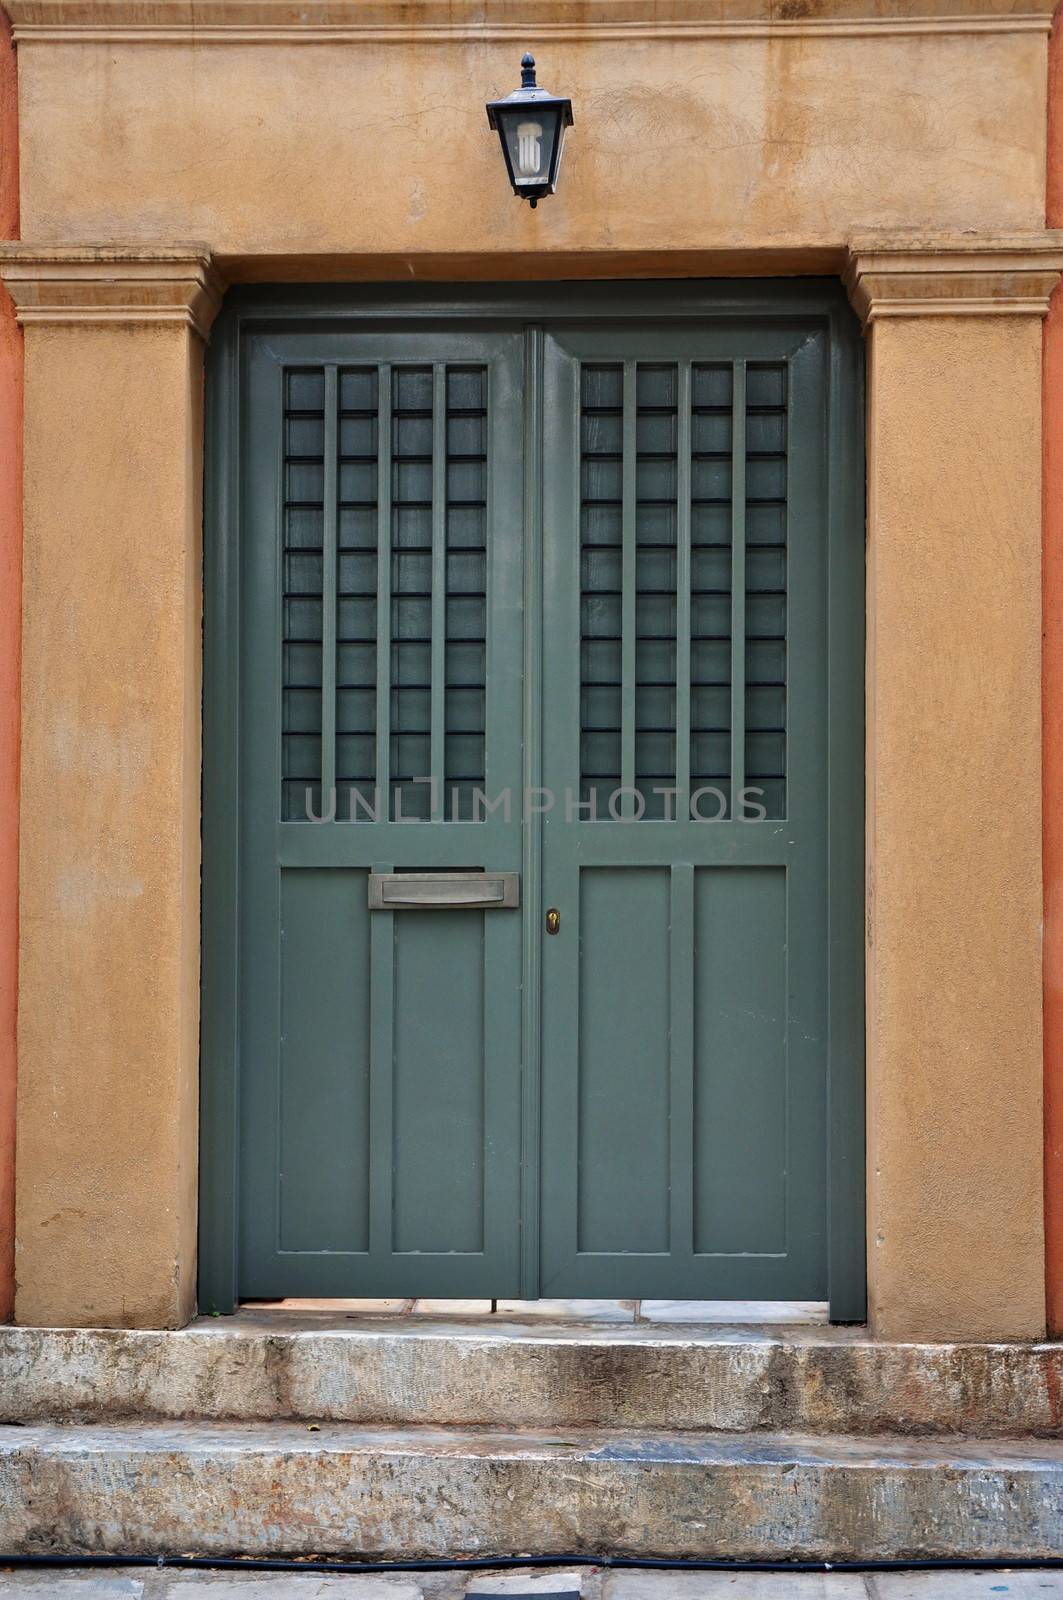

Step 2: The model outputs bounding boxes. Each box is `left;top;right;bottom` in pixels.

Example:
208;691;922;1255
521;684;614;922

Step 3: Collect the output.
577;867;672;1255
692;864;787;1257
392;909;486;1255
278;867;371;1255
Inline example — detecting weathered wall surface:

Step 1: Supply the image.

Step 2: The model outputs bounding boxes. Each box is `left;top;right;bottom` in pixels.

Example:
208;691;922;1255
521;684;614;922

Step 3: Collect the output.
865;310;1047;1341
13;316;202;1328
1044;0;1063;1340
0;8;19;1329
0;0;1058;1333
10;18;1051;261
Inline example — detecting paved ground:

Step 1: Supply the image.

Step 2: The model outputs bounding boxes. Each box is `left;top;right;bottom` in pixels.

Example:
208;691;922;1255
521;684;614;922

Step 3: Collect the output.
0;1568;1060;1600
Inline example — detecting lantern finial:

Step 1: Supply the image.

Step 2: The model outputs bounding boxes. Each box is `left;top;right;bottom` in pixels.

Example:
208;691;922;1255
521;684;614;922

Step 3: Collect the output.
521;53;537;87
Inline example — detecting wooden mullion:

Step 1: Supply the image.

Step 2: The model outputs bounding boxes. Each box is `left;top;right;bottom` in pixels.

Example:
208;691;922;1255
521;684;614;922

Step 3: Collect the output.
520;327;544;1297
375;364;392;821
730;360;747;816
620;361;638;816
368;860;395;1259
668;860;695;1261
430;364;447;821
675;360;692;822
321;365;339;812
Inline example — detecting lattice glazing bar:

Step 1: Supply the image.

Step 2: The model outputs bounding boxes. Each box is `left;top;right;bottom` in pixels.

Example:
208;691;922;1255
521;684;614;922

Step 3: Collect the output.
444;366;489;820
674;361;693;823
389;366;435;821
579;363;624;815
374;364;392;818
321;365;339;810
281;366;326;821
744;361;789;820
335;365;380;819
619;362;638;817
688;361;734;817
430;364;448;821
634;361;679;819
730;360;747;819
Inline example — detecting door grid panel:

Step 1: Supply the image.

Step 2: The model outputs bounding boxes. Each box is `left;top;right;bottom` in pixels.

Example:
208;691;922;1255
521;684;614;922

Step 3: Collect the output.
578;359;788;824
281;361;491;826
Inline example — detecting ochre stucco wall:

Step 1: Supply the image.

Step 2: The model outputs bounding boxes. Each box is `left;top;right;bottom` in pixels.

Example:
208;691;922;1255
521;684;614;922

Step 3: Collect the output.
867;313;1046;1340
0;6;19;1328
14;321;201;1328
12;25;1050;258
0;0;1058;1333
1045;0;1063;1340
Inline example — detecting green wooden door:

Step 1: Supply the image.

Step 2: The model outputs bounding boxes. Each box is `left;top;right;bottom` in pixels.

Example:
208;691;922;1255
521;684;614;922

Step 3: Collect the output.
200;284;864;1317
238;329;526;1296
540;325;833;1298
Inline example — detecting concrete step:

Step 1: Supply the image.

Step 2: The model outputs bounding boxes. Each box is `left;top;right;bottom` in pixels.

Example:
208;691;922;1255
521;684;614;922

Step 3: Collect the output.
2;1421;1063;1561
4;1577;1063;1600
2;1575;1063;1600
3;1315;1063;1436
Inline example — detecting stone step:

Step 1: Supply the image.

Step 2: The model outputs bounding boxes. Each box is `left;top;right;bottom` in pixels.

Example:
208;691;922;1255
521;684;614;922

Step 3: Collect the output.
2;1420;1063;1561
3;1578;1063;1600
3;1315;1063;1436
5;1578;1063;1600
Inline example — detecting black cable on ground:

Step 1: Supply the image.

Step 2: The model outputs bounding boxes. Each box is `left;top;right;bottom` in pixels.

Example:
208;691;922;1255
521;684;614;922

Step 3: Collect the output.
1;1553;1063;1575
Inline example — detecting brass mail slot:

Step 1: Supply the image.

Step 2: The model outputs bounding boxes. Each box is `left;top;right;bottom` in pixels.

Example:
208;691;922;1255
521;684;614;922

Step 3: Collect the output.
368;871;520;910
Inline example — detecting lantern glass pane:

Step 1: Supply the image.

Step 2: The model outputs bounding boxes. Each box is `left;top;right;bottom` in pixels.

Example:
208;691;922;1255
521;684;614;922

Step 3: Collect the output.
498;106;562;189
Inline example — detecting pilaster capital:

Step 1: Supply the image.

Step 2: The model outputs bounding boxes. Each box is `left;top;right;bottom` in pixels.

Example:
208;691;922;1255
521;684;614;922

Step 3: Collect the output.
844;232;1063;325
0;244;224;339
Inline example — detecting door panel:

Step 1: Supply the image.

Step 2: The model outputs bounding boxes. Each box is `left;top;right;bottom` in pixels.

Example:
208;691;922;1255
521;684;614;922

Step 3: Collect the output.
238;329;525;1297
692;865;786;1255
577;867;672;1254
278;868;370;1254
391;909;486;1254
540;325;829;1298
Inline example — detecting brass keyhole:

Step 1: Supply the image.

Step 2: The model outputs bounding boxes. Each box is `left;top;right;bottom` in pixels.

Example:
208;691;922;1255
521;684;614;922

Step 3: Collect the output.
546;907;561;935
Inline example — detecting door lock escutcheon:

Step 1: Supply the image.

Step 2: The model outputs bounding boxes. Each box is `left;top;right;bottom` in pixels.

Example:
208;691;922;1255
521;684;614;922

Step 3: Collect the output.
546;907;560;934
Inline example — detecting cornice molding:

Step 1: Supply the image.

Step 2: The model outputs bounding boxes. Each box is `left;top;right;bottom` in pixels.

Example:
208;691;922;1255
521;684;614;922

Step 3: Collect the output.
6;0;1053;41
9;17;1054;38
4;238;1062;334
844;233;1063;325
0;246;224;339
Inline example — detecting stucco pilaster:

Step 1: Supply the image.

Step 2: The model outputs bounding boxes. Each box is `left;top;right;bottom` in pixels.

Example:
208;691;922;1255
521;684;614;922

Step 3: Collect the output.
846;233;1063;1341
0;244;220;1328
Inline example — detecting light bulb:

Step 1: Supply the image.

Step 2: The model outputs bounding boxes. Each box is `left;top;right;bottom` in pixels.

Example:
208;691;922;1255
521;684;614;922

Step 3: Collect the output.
516;121;543;177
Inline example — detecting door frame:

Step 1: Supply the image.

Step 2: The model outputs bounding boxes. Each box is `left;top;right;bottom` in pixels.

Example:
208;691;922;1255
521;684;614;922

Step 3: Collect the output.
198;279;866;1319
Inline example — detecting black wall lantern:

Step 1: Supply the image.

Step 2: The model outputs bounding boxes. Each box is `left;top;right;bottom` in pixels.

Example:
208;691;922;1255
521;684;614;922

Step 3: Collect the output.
486;54;574;208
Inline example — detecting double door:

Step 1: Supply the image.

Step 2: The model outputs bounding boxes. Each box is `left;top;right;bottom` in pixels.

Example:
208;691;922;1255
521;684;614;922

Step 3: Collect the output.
204;285;864;1315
